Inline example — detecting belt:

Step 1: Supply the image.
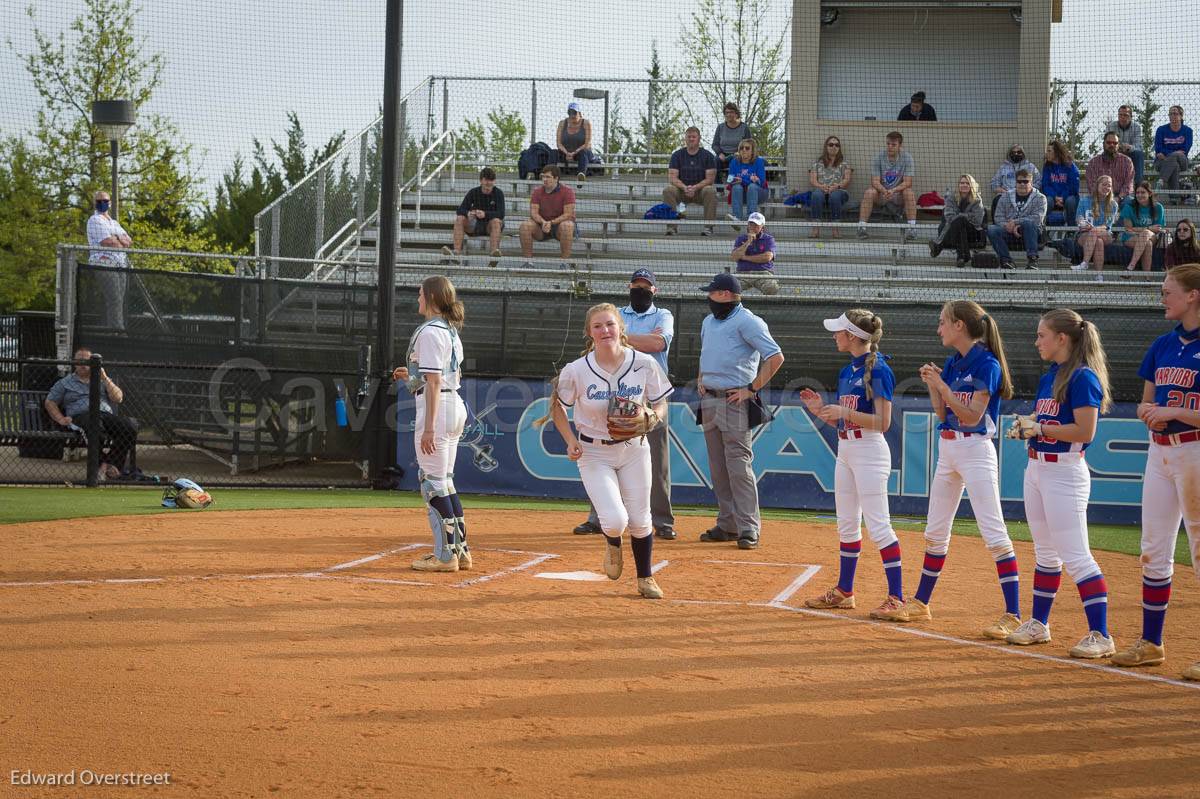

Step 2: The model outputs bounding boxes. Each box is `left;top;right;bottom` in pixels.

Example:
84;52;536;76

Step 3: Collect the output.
580;433;619;446
1152;430;1200;446
701;387;742;396
839;429;866;440
939;430;979;440
1028;449;1083;463
413;387;454;397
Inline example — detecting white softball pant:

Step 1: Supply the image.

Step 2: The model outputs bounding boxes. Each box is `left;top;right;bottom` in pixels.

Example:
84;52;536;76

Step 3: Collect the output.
578;437;652;539
414;391;467;478
924;435;1013;555
1140;441;1200;581
835;432;897;548
1023;455;1101;581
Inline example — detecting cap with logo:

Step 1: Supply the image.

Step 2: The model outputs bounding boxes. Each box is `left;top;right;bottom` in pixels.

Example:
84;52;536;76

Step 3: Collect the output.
567;102;582;113
630;268;656;286
700;273;742;294
747;212;766;226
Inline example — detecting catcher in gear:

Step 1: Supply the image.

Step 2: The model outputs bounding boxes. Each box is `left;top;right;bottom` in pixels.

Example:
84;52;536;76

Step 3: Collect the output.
537;303;673;599
161;478;213;509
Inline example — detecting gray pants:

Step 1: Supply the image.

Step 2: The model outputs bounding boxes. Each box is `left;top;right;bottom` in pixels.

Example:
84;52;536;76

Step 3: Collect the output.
700;393;760;537
587;422;674;529
1157;151;1191;194
94;265;128;330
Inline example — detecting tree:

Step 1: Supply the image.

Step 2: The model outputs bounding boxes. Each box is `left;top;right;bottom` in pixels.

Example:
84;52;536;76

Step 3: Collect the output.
640;42;685;157
673;0;789;156
1133;81;1161;158
458;108;527;165
1050;80;1098;161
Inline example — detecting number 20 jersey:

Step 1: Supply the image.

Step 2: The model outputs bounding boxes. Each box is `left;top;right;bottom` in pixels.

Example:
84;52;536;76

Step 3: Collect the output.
1138;325;1200;436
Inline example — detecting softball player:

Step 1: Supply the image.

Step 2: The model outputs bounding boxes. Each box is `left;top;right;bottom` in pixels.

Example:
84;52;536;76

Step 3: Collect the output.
1005;309;1116;658
391;276;471;573
1113;263;1200;679
912;301;1022;637
542;303;673;599
800;310;907;621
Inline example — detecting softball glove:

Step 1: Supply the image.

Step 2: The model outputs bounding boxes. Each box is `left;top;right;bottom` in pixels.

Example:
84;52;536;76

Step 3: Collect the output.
1006;414;1042;440
606;395;660;441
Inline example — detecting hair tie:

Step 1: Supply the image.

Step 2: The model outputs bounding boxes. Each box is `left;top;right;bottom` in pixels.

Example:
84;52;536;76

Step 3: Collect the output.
980;314;989;322
1079;319;1087;329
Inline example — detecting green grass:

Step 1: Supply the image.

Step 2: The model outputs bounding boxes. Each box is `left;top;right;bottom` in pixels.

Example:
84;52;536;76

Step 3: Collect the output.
0;486;1183;565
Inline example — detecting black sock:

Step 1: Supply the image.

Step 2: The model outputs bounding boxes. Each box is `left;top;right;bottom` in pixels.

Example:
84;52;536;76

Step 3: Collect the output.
630;535;653;578
604;534;621;548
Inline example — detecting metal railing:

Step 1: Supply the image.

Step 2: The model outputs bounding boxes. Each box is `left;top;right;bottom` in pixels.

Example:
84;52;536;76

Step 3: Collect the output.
410;129;457;229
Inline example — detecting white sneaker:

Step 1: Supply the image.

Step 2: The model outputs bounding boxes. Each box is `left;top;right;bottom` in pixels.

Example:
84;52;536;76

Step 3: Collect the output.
1069;263;1088;271
1070;630;1116;659
1005;618;1051;645
725;212;740;222
1094;274;1104;282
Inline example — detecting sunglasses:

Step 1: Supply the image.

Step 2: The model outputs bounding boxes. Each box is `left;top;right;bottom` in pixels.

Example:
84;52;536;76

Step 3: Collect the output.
827;142;841;148
738;146;752;151
1016;179;1031;184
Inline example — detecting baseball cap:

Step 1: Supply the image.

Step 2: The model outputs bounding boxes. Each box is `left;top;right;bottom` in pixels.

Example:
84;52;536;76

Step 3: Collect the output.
823;313;871;340
911;91;926;103
630;268;656;286
567;102;582;113
700;273;742;294
747;212;766;226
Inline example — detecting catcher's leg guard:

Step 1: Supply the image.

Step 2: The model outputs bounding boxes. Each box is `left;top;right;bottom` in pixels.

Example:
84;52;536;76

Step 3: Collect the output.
446;474;466;553
419;470;458;561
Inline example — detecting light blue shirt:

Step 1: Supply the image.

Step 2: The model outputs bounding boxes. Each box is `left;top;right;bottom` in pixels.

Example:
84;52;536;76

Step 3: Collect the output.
698;304;782;390
619;303;673;374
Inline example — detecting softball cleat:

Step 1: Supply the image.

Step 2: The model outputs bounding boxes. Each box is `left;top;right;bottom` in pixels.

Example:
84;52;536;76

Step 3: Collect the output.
411;552;459;573
457;548;473;571
1069;631;1115;659
1112;638;1165;668
869;595;909;622
982;612;1022;640
1180;662;1200;681
904;597;932;622
805;586;855;610
637;577;664;599
1005;618;1051;646
603;543;623;580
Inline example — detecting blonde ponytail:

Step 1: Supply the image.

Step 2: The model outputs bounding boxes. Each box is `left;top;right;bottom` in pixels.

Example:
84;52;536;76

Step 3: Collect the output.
1041;309;1112;413
845;308;884;400
942;300;1013;399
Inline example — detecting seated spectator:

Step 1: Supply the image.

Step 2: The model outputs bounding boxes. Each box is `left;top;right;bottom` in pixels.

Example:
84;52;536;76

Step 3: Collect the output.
1155;105;1193;205
443;167;504;264
856;131;916;241
44;348;137;480
1166;218;1200;268
807;135;852;239
1106;104;1144;186
1040;140;1079;227
1071;174;1120;276
712;102;751;180
731;212;778;295
1087;132;1136;203
725;138;767;223
87;190;132;331
663;127;717;236
989;145;1040;217
898;91;937;121
556;103;595;182
519;165;576;263
1119;182;1166;276
929;174;985;268
987;168;1046;270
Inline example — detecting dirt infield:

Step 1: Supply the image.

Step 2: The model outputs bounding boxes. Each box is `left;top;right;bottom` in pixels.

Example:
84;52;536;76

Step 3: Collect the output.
2;508;1199;798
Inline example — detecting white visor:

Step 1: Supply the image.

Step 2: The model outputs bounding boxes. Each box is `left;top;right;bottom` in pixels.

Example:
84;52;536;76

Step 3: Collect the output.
823;313;871;340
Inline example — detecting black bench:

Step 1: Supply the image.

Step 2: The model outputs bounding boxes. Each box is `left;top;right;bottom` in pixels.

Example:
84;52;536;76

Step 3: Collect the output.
0;389;86;459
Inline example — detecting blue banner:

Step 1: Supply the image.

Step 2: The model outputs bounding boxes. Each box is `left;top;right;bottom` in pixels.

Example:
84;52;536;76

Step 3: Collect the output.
395;378;1148;525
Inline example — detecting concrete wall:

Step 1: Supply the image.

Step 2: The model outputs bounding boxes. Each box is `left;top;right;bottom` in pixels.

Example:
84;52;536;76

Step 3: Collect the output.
788;0;1052;204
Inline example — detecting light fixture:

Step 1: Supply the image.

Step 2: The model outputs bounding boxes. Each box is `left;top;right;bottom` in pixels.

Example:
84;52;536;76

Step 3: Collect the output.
91;100;136;220
573;87;610;160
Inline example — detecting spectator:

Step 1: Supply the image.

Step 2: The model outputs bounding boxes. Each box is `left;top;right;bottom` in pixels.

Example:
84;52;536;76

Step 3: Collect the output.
1087;132;1136;202
44;347;137;480
556;102;595;183
856;131;917;241
1119;182;1166;276
898;91;937;121
1155;105;1193;205
1040;139;1080;226
519;165;576;264
663;127;718;236
1166;218;1200;268
696;272;784;550
989;145;1040;217
731;212;778;295
987;168;1047;270
725;138;767;223
1106;104;1144;186
712;102;751;179
86;190;131;331
1071;174;1120;277
929;174;985;268
573;268;677;539
807;135;852;239
443;167;504;264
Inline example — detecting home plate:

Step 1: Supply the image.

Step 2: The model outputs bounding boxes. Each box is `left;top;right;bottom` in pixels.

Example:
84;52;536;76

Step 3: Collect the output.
535;570;610;582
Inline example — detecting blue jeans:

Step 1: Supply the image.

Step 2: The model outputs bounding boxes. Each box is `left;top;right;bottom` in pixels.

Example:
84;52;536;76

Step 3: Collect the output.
808;189;849;221
1045;194;1078;225
987;220;1041;260
1129;149;1145;187
731;183;766;219
571;149;595;174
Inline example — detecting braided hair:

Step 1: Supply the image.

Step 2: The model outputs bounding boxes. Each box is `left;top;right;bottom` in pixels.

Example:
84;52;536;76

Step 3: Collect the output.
844;308;884;400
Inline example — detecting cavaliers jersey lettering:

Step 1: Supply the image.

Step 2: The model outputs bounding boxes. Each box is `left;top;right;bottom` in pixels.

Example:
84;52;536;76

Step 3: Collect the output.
937;343;1003;436
585;382;644;401
1030;364;1104;453
1138;325;1200;436
836;352;895;432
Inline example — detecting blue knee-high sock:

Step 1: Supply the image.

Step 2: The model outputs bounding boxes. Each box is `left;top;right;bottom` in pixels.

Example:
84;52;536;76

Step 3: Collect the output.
1031;567;1061;625
837;540;861;594
448;493;467;544
1076;573;1109;637
1142;576;1171;645
630;535;653;578
995;553;1021;617
879;540;903;600
914;551;946;604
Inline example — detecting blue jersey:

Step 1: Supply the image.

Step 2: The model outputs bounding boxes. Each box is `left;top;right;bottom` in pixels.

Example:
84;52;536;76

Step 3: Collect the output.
1030;363;1104;453
1138;325;1200;436
837;352;895;432
938;343;1003;436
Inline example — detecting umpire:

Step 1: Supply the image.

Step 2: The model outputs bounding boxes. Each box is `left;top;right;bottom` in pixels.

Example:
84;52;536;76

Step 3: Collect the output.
696;273;783;549
574;268;678;539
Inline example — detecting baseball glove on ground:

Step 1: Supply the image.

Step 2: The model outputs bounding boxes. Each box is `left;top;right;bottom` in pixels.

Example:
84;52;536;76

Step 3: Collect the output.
1007;414;1042;440
162;478;214;509
607;395;660;441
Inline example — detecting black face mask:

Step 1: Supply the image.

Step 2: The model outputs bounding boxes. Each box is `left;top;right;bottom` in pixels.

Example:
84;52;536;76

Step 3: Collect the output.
709;299;739;320
1009;153;1024;163
629;287;654;313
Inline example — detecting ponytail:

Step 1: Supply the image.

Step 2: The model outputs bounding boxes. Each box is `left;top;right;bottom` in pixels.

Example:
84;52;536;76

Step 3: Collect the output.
942;300;1013;399
980;314;1014;400
844;308;884;401
421;275;465;330
1041;310;1112;413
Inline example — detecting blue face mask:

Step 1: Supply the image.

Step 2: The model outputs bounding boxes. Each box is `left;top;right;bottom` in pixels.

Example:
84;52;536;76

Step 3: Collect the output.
95;199;110;213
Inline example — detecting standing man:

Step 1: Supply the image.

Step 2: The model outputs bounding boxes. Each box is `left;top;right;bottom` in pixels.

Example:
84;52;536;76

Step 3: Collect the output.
86;190;132;331
443;167;505;264
44;347;137;480
573;268;677;539
663;127;718;236
857;132;917;241
731;212;778;295
519;165;576;264
696;273;784;550
898;91;937;121
1106;104;1144;187
1086;132;1136;203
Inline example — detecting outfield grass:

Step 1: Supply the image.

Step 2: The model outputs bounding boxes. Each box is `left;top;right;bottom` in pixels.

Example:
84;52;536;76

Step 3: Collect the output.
0;486;1182;565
